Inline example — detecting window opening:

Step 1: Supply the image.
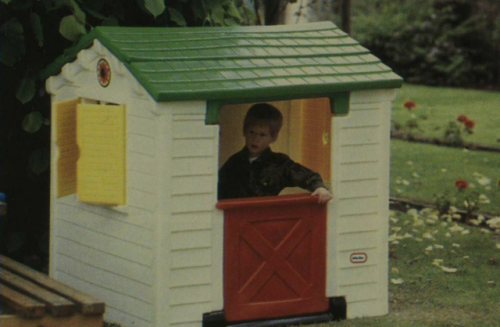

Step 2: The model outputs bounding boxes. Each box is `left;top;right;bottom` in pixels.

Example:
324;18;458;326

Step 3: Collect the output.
218;98;331;198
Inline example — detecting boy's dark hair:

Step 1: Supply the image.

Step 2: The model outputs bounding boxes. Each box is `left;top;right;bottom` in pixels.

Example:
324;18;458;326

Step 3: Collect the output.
243;103;283;137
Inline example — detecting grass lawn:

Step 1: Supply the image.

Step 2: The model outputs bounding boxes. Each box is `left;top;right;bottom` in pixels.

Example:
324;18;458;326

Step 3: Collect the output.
393;84;500;147
319;209;500;327
391;139;500;216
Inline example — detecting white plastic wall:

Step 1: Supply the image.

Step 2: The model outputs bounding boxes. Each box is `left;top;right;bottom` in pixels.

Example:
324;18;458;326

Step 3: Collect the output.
327;89;396;318
154;101;222;327
48;41;159;327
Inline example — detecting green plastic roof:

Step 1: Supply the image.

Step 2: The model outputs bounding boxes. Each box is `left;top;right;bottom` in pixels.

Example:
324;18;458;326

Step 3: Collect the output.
42;22;402;102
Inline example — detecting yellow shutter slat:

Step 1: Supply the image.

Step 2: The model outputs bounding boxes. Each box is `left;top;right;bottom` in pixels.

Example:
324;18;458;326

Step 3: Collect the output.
77;104;126;206
55;99;80;198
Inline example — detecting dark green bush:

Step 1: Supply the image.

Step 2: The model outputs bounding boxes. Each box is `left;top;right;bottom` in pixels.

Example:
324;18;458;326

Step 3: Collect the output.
352;0;500;88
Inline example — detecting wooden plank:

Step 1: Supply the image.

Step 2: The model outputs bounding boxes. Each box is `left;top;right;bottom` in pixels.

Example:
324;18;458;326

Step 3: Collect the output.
0;284;45;318
0;312;103;327
0;255;104;315
0;268;75;316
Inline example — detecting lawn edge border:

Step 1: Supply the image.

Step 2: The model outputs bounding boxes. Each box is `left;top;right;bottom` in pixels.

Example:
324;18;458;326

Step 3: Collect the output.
391;132;500;153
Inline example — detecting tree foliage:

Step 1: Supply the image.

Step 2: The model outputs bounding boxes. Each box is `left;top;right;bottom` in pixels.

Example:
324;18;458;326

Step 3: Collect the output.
0;0;260;269
351;0;500;88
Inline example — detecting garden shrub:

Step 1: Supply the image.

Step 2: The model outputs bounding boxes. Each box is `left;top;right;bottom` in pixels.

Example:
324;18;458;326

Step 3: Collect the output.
352;0;500;88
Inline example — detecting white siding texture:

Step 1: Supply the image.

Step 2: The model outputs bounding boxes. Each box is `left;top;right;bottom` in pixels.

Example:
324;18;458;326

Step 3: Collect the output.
156;102;222;327
51;98;158;327
49;43;158;327
328;89;396;318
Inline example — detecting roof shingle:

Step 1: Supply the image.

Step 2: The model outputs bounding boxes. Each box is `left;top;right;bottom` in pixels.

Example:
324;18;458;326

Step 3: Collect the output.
42;22;402;102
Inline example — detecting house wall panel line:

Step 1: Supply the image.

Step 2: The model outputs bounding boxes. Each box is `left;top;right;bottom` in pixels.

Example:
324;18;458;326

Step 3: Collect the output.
57;220;153;265
57;254;154;303
56;204;154;248
55;238;154;285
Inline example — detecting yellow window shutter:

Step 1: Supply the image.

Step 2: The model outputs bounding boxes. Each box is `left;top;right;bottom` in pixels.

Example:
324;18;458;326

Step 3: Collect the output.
55;99;80;198
77;104;126;206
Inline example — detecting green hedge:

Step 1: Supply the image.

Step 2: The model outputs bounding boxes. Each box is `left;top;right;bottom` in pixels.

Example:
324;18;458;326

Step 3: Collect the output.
352;0;500;88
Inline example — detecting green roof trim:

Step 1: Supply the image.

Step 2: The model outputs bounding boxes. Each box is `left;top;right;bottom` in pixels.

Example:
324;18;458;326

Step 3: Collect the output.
42;22;403;102
330;92;350;115
206;100;224;125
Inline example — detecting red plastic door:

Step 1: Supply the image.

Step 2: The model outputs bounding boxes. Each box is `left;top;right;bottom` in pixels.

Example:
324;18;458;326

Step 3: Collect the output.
218;194;328;322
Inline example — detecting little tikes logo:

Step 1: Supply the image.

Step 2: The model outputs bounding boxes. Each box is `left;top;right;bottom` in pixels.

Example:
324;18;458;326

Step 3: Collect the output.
350;252;368;264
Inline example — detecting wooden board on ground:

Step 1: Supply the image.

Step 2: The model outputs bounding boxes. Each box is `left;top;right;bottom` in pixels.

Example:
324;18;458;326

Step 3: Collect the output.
0;255;104;327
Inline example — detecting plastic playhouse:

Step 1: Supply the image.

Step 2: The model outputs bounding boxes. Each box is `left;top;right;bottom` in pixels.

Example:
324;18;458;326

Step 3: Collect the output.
43;22;402;327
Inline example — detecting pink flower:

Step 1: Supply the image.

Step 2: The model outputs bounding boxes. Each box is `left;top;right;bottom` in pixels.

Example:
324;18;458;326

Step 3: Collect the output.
403;100;416;110
454;180;468;190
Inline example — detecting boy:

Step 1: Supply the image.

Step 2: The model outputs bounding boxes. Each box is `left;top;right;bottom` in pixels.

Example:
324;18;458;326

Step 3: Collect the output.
218;103;333;204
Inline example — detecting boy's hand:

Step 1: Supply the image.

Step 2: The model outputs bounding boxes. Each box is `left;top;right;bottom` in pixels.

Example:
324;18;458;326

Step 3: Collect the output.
312;187;333;204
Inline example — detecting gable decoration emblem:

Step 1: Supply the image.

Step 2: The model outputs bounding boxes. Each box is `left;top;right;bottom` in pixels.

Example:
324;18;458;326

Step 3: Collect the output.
97;58;111;87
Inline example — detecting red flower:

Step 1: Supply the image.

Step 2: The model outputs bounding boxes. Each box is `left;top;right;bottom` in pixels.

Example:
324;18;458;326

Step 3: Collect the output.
464;120;475;128
403;100;416;110
454;180;468;190
457;115;468;123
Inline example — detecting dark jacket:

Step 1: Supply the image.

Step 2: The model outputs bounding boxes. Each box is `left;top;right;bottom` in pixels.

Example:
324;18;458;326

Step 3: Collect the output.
218;147;327;200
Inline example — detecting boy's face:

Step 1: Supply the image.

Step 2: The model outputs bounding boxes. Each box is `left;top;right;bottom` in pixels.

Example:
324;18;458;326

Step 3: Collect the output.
244;124;276;158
